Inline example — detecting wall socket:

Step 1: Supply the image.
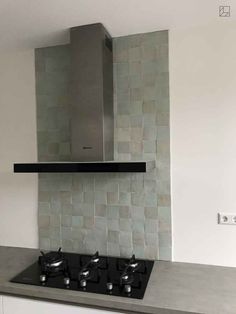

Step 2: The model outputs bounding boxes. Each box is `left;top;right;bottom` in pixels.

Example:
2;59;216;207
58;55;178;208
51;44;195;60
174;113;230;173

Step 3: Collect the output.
218;212;236;225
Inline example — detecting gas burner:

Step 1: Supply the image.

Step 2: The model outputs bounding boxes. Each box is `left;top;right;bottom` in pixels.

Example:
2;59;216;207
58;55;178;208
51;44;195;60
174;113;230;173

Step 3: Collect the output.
40;248;64;268
78;251;101;281
39;248;68;277
120;272;134;285
79;251;108;272
129;261;139;269
80;268;90;278
119;255;140;287
122;273;129;280
91;251;100;264
126;254;140;272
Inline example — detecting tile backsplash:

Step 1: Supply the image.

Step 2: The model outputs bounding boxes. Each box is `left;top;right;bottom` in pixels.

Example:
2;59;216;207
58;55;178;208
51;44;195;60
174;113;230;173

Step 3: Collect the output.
36;30;171;260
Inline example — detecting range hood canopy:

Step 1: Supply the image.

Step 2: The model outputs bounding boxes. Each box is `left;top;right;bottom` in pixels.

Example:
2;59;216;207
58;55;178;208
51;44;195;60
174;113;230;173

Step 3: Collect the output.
14;23;155;173
14;161;155;173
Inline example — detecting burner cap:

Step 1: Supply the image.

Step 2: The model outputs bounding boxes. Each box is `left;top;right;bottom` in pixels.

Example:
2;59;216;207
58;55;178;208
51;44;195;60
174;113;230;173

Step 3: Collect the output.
121;272;134;285
80;268;90;278
91;256;99;263
122;273;129;280
40;248;64;268
129;260;139;269
91;251;100;264
125;254;140;271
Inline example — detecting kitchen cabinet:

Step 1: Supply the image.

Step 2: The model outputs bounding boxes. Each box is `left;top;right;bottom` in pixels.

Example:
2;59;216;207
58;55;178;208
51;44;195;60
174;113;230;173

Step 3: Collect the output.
3;296;124;314
0;296;2;314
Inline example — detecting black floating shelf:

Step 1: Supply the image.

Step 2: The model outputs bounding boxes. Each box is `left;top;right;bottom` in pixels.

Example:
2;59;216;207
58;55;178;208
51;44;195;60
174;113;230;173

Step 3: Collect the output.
13;161;155;173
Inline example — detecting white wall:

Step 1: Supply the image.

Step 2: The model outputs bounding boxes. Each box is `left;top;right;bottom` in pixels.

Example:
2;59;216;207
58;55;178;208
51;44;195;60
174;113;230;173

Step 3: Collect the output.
170;21;236;267
0;50;38;248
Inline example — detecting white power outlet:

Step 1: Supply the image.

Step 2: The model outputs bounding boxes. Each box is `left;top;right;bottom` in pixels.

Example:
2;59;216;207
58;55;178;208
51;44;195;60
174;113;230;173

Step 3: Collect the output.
218;213;236;225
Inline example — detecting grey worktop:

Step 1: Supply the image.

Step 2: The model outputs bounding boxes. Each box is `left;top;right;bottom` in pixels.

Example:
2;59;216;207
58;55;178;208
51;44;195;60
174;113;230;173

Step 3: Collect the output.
0;247;235;314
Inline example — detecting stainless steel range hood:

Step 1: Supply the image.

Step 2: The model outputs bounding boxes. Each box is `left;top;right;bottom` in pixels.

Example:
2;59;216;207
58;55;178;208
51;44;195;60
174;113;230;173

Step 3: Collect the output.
70;23;114;162
14;23;155;173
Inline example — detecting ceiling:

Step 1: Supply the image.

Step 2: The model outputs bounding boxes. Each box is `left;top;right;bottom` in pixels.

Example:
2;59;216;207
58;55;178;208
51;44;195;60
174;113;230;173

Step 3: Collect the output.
0;0;234;51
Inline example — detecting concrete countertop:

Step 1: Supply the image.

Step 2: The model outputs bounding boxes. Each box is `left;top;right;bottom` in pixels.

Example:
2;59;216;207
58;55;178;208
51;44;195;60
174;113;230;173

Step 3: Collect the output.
0;246;235;314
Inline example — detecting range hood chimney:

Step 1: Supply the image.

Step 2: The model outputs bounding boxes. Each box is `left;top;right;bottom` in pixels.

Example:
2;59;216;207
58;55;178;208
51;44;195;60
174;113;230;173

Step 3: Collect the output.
70;23;114;161
14;23;155;173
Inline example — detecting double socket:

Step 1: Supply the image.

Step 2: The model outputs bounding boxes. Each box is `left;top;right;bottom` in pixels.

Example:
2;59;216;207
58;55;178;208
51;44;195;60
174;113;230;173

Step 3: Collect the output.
218;212;236;225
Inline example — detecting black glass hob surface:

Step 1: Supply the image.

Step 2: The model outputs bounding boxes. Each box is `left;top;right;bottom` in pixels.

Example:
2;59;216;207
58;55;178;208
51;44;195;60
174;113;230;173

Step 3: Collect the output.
11;250;154;299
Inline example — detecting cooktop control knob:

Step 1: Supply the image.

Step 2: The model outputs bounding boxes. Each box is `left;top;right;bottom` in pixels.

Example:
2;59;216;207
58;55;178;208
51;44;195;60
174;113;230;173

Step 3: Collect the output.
106;282;113;291
64;277;70;286
80;279;87;288
124;284;131;294
40;274;46;283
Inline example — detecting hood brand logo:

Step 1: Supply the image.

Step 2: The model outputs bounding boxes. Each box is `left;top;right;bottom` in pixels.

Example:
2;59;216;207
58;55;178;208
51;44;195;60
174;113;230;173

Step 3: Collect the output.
219;5;230;17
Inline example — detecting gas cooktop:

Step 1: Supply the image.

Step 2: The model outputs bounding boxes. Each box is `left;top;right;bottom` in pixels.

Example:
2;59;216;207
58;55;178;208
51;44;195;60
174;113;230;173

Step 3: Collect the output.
11;249;154;299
